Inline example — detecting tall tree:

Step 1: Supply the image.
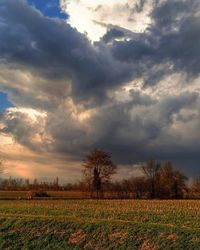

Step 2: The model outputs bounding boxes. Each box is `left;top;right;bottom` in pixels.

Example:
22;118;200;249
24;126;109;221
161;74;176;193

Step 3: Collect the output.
83;149;117;199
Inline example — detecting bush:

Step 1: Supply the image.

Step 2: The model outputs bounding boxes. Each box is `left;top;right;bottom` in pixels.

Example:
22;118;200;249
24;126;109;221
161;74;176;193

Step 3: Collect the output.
26;190;50;199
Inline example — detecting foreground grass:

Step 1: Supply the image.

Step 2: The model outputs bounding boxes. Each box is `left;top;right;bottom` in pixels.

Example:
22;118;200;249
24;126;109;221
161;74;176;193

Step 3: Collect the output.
0;200;200;249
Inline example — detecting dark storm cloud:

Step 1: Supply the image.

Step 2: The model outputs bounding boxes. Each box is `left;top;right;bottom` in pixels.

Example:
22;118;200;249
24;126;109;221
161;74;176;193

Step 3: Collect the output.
39;91;199;165
150;0;200;77
102;28;125;43
1;0;200;101
111;40;154;62
109;0;200;85
89;92;199;163
0;0;133;104
155;16;200;77
0;0;88;75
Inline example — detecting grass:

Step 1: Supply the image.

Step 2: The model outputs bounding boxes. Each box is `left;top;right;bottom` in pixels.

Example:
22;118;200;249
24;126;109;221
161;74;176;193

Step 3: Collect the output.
0;199;200;249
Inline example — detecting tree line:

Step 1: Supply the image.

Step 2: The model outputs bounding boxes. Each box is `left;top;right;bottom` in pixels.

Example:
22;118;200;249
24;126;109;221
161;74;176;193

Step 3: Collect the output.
0;149;200;199
81;149;199;199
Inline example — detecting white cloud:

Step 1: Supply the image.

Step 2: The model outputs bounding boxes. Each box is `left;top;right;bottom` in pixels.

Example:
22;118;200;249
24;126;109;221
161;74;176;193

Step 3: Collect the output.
60;0;154;41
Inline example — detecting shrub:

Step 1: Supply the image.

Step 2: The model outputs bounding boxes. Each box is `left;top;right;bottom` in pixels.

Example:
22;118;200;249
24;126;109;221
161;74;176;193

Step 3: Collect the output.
27;190;49;199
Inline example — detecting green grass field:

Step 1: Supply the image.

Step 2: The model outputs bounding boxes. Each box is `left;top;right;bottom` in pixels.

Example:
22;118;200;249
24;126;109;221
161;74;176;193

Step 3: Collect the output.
0;199;200;249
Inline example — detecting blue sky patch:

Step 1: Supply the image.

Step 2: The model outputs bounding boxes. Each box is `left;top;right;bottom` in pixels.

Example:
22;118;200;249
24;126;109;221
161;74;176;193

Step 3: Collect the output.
0;92;14;112
28;0;68;19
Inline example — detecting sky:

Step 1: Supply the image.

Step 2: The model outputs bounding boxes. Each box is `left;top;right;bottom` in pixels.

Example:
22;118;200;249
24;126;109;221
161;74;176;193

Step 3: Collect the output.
0;0;200;182
0;93;13;112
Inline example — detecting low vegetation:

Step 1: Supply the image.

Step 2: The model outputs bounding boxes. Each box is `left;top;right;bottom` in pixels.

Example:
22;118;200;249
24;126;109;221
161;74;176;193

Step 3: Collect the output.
0;200;200;249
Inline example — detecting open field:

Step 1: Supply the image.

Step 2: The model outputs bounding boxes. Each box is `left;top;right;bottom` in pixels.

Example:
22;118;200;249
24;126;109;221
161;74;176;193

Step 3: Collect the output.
0;199;200;249
0;191;89;200
0;191;130;200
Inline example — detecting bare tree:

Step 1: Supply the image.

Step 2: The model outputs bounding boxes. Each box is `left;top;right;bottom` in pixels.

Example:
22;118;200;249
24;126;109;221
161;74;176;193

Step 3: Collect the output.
189;177;200;198
83;149;117;199
142;160;161;198
159;161;186;199
131;177;147;199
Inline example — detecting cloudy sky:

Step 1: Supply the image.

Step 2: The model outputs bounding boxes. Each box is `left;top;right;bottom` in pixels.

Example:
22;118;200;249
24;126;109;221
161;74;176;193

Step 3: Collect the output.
0;0;200;182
